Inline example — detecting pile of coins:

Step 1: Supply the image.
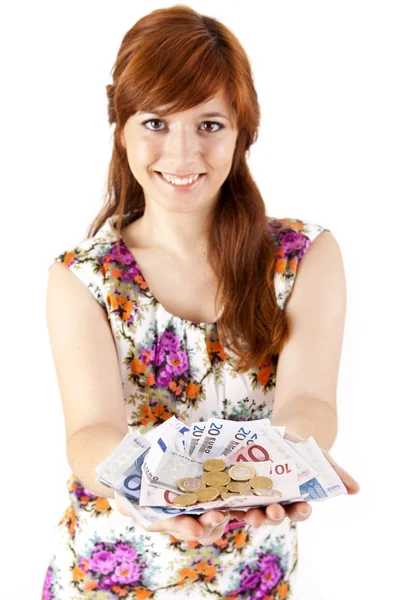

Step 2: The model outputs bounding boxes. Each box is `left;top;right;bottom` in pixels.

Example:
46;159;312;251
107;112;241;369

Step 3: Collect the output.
172;458;283;507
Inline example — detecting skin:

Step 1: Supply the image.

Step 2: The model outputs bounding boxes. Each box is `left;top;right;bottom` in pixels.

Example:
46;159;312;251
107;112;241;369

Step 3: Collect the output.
120;88;239;260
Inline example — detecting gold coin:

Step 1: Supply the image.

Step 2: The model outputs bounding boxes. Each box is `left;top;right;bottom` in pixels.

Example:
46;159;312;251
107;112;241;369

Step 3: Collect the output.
240;489;255;496
228;464;256;481
217;485;228;495
249;476;273;490
177;477;206;492
202;471;231;487
172;493;199;507
253;488;283;497
221;492;241;500
195;487;220;502
227;481;251;493
202;458;227;472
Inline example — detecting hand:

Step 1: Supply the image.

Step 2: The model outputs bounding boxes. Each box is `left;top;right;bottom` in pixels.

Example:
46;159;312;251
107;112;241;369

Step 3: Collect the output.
113;490;230;545
229;429;361;528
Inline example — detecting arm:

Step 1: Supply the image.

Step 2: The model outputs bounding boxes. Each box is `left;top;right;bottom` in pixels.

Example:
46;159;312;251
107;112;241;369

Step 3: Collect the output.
271;230;346;452
271;395;337;452
47;262;129;499
47;262;231;544
67;424;128;498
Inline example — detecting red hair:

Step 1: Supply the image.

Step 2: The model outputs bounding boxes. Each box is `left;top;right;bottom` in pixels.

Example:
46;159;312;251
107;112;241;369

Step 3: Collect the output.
87;5;289;373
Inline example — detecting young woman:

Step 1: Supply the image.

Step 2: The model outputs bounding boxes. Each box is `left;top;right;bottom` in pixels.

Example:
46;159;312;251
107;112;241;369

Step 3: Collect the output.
42;5;360;599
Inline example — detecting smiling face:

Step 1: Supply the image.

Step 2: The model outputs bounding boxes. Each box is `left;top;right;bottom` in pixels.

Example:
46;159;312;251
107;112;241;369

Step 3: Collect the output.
120;89;239;216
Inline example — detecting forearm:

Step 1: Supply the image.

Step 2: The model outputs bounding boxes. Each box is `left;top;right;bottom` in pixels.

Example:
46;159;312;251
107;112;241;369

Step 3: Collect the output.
271;396;338;452
67;424;129;498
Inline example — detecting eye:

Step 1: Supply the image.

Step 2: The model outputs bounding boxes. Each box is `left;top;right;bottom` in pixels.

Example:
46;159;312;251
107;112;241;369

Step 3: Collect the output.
141;119;225;134
200;121;225;133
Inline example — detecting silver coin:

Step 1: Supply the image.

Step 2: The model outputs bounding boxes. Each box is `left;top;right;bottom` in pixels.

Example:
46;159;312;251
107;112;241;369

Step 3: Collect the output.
177;477;206;492
252;488;283;497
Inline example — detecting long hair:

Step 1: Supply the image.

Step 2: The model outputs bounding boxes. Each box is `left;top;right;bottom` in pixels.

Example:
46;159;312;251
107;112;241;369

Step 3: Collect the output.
87;4;289;373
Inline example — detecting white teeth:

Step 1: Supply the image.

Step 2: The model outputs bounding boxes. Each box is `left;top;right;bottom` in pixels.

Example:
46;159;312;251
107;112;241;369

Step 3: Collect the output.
160;172;200;185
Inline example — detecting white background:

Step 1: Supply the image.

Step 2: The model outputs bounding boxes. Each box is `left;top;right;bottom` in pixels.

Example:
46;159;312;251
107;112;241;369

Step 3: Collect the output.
1;1;399;598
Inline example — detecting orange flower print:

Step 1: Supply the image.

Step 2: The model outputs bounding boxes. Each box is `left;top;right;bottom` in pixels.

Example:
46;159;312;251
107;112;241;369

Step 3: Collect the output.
131;358;147;375
277;582;289;599
257;365;272;386
185;381;200;401
233;531;247;549
288;257;298;272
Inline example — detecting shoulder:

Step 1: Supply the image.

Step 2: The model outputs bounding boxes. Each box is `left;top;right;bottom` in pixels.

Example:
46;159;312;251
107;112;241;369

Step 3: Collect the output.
266;216;340;310
49;221;117;313
51;218;117;278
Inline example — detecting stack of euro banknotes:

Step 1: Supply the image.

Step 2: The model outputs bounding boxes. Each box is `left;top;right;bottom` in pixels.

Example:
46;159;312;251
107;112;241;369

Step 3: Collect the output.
95;416;347;527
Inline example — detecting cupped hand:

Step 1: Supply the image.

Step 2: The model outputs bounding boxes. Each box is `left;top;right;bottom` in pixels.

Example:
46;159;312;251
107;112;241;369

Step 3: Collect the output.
145;509;231;545
229;429;361;528
113;490;230;545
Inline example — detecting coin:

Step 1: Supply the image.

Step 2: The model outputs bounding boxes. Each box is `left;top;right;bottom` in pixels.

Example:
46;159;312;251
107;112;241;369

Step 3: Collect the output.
228;464;256;481
202;459;226;472
249;476;273;490
202;471;231;487
172;493;199;507
177;477;206;493
252;488;283;497
227;481;251;493
221;492;241;500
195;487;220;502
240;489;255;496
217;485;229;495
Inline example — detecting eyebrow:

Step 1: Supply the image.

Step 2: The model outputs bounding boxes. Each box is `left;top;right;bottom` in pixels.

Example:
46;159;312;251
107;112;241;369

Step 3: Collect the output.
138;110;231;123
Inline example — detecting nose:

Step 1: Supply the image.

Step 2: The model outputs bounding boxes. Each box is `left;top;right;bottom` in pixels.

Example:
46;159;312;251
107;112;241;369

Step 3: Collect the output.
163;123;202;161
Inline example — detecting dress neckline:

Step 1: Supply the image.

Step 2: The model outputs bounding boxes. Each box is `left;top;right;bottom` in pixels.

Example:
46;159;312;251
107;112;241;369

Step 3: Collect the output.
106;214;221;328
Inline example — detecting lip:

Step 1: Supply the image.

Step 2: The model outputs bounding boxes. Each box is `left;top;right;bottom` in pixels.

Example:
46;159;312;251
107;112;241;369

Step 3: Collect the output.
155;171;206;191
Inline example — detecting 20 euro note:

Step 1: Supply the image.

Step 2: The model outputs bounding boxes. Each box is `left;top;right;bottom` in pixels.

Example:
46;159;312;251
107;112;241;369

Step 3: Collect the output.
190;418;273;461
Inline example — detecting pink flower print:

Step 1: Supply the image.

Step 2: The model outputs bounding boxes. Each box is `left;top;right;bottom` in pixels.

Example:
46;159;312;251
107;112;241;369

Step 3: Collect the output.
122;264;142;282
258;555;282;593
41;568;52;600
156;368;173;387
114;544;138;562
166;351;189;376
90;550;118;575
99;577;115;590
111;562;140;585
241;572;261;590
140;348;154;366
153;342;166;367
279;230;304;252
160;331;181;352
109;244;135;266
79;558;90;573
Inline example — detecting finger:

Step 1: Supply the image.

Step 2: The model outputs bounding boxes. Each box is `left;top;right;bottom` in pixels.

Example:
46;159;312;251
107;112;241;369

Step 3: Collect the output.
146;515;203;538
282;501;312;522
319;450;361;494
197;516;231;546
198;510;230;529
264;503;286;525
229;510;247;521
240;508;266;528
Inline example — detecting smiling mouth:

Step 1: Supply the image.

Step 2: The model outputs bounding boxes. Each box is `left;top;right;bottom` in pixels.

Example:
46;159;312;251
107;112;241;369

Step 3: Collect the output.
154;171;206;189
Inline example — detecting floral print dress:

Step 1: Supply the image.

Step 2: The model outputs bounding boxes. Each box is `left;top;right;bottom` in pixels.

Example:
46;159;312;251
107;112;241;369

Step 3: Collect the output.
41;212;330;600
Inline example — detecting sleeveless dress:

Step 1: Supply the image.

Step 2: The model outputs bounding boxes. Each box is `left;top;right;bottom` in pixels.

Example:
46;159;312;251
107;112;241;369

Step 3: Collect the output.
41;212;330;600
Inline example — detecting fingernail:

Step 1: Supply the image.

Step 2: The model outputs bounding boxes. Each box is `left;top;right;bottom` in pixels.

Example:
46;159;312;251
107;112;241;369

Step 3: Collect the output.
298;508;310;517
